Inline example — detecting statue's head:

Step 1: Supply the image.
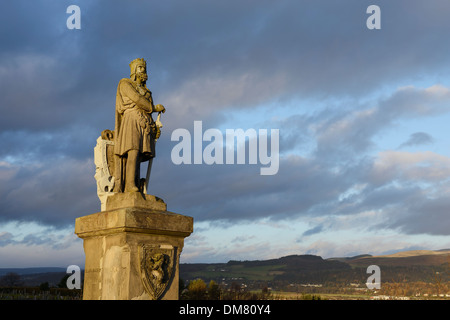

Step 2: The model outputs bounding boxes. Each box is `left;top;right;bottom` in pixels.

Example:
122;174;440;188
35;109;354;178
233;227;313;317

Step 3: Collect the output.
129;58;148;83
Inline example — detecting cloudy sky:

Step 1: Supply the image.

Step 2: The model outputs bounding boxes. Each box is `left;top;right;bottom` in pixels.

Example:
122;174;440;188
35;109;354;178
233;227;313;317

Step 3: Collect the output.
2;0;450;268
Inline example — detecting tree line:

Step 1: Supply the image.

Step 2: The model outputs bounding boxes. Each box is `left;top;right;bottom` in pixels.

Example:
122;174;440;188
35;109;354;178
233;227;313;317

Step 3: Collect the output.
179;278;272;300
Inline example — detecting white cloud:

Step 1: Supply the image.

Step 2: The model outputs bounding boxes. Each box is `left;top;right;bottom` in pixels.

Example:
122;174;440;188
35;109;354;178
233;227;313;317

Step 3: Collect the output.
0;240;84;268
0;224;84;268
371;150;450;184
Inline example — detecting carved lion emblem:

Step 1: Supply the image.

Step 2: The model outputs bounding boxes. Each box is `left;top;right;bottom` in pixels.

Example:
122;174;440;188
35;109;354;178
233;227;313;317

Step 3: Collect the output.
139;244;176;299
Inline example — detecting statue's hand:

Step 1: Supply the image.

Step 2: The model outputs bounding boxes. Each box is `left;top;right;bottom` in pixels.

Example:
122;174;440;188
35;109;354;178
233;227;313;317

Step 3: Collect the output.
155;104;165;113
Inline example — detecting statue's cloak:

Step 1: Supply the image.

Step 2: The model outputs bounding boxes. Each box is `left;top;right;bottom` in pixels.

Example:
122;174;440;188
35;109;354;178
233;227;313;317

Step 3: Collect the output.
114;78;156;191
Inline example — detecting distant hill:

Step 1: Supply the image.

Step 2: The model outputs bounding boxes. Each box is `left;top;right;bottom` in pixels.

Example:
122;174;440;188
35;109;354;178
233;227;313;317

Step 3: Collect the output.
180;249;450;285
347;249;450;267
378;249;450;258
2;249;449;288
0;267;66;276
0;268;69;287
180;254;352;284
327;254;372;262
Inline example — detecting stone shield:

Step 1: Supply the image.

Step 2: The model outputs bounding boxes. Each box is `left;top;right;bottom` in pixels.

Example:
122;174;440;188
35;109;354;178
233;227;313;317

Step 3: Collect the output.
139;244;176;299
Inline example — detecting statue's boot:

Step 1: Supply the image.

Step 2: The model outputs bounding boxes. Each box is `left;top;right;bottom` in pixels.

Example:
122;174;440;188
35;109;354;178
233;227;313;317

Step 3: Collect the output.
125;150;139;193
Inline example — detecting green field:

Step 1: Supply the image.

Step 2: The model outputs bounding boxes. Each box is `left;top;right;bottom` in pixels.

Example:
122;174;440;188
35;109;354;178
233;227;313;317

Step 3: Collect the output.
182;263;286;282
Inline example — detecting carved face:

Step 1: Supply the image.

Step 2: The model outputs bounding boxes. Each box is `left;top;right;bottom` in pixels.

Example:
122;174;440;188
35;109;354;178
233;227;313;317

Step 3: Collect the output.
136;65;148;83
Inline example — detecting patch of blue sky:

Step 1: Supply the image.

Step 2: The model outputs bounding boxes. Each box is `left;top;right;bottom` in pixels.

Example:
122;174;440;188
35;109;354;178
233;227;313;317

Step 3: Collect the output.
182;218;313;263
0;221;75;244
373;111;450;157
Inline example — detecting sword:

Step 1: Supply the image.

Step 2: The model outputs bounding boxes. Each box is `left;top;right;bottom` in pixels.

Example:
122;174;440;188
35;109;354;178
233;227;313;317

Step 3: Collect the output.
145;112;163;193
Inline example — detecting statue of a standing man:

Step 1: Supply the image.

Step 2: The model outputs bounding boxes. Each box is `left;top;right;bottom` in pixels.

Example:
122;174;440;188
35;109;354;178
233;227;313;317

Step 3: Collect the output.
114;58;165;193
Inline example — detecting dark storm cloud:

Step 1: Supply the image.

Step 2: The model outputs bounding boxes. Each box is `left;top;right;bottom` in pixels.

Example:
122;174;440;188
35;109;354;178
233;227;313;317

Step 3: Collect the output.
3;0;450;135
0;158;98;227
4;0;450;125
153;148;368;223
32;0;450;131
1;0;450;237
152;129;450;238
381;196;450;236
0;125;98;162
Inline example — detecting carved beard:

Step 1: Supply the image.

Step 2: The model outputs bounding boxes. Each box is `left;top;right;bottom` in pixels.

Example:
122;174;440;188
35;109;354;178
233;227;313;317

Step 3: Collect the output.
136;71;148;84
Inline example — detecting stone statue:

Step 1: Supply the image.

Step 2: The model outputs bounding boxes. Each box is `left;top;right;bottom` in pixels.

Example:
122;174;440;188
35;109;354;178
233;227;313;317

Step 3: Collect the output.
94;58;165;208
114;58;165;193
80;62;192;300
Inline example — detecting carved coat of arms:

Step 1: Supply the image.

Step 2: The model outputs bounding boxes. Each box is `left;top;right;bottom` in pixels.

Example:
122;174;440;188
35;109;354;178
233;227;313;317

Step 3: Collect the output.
139;244;176;300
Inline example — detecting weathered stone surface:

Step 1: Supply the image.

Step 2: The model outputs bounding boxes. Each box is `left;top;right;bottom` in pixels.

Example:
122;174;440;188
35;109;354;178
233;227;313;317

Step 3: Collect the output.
75;208;192;238
113;58;165;193
94;135;115;211
75;207;193;300
104;191;167;212
93;58;166;206
77;58;192;300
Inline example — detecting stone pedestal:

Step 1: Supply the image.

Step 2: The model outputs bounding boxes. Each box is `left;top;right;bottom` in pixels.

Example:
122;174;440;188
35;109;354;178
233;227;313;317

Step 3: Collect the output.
75;193;193;300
